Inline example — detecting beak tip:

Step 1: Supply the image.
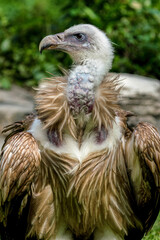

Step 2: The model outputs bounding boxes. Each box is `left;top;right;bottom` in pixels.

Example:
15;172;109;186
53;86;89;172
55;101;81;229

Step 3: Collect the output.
39;48;43;54
39;33;64;54
39;41;44;54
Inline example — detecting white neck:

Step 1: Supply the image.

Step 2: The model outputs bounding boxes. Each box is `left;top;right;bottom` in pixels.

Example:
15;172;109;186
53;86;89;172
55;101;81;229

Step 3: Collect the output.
67;57;112;116
71;57;112;86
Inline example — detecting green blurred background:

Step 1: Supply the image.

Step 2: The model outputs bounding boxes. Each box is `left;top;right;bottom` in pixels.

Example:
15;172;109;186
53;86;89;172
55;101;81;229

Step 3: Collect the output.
0;0;160;89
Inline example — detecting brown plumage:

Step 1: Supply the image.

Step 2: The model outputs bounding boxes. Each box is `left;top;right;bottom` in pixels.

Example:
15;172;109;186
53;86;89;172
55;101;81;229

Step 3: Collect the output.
0;24;160;240
36;74;121;141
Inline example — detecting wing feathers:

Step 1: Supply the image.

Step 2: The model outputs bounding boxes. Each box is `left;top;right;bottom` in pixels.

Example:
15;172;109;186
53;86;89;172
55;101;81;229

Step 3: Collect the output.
0;132;41;220
126;122;160;233
134;122;160;187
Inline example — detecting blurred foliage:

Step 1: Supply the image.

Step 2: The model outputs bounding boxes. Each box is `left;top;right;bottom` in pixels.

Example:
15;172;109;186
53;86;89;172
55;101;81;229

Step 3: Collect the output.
0;0;160;89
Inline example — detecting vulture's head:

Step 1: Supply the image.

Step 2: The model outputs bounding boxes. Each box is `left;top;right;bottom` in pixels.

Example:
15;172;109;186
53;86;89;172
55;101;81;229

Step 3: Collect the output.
39;24;114;77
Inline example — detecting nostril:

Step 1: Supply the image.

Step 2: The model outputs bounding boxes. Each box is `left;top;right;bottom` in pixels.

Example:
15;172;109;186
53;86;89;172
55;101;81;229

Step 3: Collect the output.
56;34;63;41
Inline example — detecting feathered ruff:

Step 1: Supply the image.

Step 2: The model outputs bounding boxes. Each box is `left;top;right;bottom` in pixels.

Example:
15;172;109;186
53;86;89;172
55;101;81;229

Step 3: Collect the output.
93;73;121;130
35;73;121;140
35;76;77;141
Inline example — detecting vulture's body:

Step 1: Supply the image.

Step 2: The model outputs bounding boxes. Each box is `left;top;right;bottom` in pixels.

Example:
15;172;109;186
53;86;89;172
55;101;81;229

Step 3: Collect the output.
0;24;160;240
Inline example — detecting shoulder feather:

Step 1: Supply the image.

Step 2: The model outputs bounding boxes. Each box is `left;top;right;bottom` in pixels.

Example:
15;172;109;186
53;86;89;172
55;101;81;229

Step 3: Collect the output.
134;122;160;187
1;113;35;150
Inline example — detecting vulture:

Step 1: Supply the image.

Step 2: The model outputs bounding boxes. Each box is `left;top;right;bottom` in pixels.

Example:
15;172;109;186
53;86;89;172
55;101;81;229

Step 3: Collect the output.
0;24;160;240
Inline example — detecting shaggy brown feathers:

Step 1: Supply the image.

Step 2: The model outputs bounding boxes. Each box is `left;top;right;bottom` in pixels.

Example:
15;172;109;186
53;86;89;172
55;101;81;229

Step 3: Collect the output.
36;73;121;141
0;74;160;240
0;132;41;226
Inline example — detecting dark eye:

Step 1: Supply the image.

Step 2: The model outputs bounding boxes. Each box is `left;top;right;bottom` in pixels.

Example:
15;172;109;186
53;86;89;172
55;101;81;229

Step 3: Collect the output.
73;33;86;41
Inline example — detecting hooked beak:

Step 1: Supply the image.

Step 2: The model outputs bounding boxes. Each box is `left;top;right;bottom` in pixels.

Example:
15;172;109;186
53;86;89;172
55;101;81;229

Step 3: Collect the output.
39;32;65;53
